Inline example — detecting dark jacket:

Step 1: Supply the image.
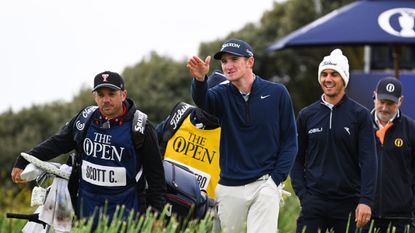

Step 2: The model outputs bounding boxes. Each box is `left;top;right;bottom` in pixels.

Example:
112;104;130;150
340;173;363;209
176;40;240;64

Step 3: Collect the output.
371;110;415;219
291;95;377;207
192;76;298;186
14;98;166;211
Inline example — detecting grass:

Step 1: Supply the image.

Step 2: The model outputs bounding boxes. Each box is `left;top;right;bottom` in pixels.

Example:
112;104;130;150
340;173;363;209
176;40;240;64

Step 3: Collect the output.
0;179;410;233
2;205;215;233
2;206;410;233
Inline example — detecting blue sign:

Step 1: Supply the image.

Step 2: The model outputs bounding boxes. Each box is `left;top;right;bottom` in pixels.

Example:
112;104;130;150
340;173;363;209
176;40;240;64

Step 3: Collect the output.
348;71;415;119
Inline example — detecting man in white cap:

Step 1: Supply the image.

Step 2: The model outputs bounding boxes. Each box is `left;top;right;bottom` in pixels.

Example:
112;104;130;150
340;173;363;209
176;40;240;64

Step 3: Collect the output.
291;49;377;232
363;77;415;233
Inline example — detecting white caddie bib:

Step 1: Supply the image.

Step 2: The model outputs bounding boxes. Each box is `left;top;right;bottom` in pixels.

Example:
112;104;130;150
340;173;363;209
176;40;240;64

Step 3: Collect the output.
81;160;127;187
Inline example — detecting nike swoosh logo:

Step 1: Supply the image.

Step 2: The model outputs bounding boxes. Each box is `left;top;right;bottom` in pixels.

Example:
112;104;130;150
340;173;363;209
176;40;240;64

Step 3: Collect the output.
261;95;271;99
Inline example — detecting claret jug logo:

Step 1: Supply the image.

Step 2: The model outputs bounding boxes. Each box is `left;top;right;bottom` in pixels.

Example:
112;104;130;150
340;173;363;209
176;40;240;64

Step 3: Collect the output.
386;83;395;93
171;132;217;164
394;138;404;147
83;132;125;162
378;8;415;38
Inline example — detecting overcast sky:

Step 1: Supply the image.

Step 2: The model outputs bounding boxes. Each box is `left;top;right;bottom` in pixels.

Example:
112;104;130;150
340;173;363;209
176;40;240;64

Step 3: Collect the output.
0;0;278;113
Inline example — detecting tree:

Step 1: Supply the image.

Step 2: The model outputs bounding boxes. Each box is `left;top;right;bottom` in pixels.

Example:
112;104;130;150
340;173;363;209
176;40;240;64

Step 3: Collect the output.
0;0;360;190
196;0;357;113
123;52;193;123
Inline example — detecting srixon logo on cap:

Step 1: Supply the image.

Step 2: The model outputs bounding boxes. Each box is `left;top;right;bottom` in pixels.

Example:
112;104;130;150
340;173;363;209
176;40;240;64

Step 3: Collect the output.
221;42;241;51
102;74;110;82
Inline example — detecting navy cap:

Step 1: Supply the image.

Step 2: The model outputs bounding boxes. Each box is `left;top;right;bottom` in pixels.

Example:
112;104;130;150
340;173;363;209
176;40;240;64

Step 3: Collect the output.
376;77;402;103
93;71;125;91
213;39;254;60
207;70;227;88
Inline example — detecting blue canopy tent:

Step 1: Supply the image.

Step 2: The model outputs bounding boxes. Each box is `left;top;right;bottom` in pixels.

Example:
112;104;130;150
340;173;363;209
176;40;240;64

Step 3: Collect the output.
268;0;415;78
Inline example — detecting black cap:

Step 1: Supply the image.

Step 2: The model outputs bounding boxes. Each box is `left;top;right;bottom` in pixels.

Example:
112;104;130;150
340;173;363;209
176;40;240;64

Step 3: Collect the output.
213;39;254;60
93;71;125;91
375;77;402;103
207;70;227;88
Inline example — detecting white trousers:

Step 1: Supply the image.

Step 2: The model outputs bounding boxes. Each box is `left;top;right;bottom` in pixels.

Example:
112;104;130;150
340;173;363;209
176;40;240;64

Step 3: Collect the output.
215;176;281;233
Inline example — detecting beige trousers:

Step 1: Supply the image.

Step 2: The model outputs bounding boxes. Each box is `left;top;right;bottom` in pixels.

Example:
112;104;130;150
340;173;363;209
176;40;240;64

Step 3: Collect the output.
215;176;281;233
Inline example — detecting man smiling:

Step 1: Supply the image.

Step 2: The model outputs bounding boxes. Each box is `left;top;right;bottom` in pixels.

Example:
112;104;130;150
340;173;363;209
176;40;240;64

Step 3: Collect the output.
291;49;377;233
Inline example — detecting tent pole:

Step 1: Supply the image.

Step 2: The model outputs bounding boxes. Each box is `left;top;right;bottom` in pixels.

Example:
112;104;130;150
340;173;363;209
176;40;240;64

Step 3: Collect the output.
393;44;401;79
364;45;371;74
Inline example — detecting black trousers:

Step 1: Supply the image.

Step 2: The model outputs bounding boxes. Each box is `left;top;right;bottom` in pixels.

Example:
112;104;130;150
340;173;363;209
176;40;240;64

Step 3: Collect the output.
361;217;415;233
296;194;359;233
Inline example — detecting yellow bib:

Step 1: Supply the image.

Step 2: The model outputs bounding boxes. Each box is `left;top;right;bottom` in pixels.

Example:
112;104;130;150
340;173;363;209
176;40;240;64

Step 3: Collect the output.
164;115;221;198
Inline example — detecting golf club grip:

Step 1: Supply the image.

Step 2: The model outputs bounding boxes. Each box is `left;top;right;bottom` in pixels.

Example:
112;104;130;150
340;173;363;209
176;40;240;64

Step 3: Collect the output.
5;213;44;224
5;212;47;226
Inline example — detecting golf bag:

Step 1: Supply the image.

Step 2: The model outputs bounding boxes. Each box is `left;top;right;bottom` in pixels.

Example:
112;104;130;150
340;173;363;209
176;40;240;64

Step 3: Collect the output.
163;160;208;219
